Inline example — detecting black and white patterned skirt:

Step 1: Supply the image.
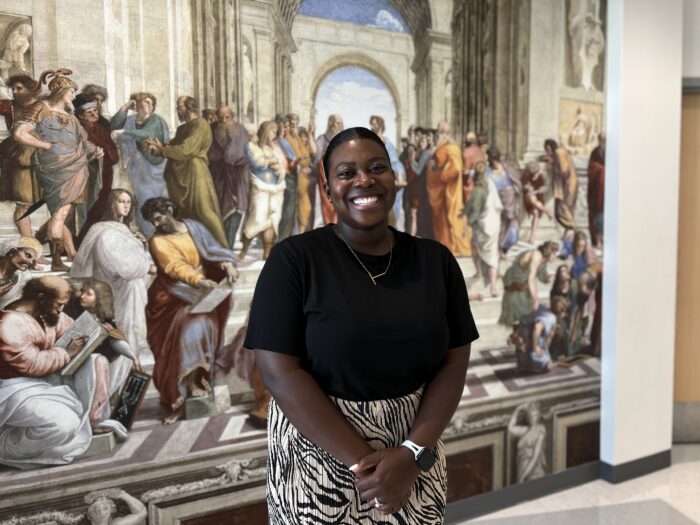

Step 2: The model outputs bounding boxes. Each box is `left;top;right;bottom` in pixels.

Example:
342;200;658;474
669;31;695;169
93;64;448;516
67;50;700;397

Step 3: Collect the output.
266;388;447;524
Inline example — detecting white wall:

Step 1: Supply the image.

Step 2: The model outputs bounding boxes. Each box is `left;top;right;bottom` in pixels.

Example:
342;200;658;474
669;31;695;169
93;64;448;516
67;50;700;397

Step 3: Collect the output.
683;0;700;78
601;0;682;466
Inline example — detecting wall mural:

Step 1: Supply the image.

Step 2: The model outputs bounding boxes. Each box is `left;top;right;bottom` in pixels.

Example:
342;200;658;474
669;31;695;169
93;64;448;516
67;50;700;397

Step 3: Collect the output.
0;0;605;522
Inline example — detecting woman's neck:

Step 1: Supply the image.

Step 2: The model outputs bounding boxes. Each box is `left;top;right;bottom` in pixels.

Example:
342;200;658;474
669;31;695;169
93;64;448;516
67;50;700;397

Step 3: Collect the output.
336;222;393;256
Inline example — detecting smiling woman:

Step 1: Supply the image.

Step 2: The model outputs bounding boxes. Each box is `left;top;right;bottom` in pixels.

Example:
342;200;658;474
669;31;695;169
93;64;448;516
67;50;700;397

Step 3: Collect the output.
244;127;480;524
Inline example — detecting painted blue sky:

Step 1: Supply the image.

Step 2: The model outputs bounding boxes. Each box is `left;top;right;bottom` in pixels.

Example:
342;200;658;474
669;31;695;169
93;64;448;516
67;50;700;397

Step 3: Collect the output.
315;66;398;143
299;0;407;33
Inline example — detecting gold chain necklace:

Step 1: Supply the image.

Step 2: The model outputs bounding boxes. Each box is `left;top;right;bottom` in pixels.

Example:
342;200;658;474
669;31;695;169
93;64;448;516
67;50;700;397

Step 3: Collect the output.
335;226;393;285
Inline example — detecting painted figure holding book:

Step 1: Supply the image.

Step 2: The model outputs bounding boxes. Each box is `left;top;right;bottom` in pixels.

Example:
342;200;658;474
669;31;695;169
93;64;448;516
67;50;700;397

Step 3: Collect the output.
0;276;118;469
141;197;238;424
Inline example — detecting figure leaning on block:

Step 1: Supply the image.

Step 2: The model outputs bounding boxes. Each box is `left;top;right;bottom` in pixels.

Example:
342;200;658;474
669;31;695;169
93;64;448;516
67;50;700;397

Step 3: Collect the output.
141;197;238;424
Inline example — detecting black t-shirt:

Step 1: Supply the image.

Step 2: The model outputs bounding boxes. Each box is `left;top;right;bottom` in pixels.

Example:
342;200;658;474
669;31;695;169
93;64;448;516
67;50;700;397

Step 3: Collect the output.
244;225;479;401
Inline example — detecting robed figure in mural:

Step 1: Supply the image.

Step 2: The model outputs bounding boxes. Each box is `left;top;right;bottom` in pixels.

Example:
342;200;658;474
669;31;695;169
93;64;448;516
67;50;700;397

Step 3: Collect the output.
74;96;119;246
0;74;42;240
70;189;156;358
146;96;228;248
427;122;471;256
544;139;578;234
0;277;113;469
587;132;605;248
207;106;250;249
12;69;104;271
110;91;170;238
141;198;237;424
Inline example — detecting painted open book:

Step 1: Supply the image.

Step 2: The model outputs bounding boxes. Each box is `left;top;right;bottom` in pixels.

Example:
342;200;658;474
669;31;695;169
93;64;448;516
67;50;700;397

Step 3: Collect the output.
188;278;233;314
55;311;108;376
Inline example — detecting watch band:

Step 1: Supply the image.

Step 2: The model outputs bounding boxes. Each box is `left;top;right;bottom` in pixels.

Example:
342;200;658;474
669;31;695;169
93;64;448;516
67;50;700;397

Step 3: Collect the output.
400;439;424;460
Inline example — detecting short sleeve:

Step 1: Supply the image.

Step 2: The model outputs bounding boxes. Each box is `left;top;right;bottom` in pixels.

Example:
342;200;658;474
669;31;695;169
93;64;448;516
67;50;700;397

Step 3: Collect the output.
244;241;306;356
444;249;480;349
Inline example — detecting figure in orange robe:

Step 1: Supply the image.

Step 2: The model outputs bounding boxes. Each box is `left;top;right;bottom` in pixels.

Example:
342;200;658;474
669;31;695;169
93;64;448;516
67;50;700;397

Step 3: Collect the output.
427;122;471;256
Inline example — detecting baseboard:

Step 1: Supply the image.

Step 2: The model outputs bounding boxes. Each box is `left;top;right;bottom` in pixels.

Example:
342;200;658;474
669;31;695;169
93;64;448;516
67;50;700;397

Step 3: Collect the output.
444;461;600;524
600;449;671;484
673;402;700;442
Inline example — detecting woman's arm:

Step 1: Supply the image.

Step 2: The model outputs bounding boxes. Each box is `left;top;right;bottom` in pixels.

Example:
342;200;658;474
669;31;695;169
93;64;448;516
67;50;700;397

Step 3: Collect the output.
255;349;374;467
355;344;471;513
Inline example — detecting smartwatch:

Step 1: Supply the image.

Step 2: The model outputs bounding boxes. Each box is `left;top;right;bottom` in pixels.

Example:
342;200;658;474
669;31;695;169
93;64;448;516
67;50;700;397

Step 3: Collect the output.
400;439;436;472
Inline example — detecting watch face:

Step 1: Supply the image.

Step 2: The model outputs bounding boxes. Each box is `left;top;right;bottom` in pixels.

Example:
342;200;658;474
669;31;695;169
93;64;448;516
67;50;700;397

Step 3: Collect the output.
416;448;436;471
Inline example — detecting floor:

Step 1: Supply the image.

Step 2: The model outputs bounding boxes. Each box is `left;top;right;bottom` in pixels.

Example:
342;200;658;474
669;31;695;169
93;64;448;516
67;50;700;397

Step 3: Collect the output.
457;445;700;524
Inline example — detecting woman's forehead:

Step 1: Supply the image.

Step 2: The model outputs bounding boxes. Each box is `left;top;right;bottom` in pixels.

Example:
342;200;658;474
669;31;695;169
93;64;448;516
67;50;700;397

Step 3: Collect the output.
330;139;387;164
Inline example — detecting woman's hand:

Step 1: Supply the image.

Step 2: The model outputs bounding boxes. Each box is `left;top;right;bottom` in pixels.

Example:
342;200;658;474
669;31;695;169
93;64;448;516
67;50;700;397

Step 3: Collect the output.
353;447;420;515
148;264;157;275
111;129;125;140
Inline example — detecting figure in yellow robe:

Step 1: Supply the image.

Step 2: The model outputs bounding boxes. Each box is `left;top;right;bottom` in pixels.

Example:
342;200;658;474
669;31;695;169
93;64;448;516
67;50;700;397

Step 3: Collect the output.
427;140;472;256
161;117;228;247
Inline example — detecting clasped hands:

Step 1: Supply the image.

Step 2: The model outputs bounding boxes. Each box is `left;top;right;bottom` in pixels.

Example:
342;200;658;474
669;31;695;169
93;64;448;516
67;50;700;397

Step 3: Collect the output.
351;446;420;515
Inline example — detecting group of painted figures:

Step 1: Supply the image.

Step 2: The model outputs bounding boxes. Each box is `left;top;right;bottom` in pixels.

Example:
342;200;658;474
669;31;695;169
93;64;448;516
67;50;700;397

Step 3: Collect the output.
0;66;605;470
396;124;605;374
0;69;238;470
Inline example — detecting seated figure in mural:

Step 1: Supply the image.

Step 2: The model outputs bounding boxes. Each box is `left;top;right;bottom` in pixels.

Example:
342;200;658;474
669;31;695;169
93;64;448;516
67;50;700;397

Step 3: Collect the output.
0;276;115;469
0;236;42;310
141;197;237;424
498;241;558;326
110;91;170;238
64;279;144;409
70;189;156;359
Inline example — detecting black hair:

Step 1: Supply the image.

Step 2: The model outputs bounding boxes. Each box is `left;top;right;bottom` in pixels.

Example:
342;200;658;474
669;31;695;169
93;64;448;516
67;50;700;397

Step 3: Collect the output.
544;139;558;152
322;127;391;179
7;74;37;91
141;197;178;221
487;146;502;164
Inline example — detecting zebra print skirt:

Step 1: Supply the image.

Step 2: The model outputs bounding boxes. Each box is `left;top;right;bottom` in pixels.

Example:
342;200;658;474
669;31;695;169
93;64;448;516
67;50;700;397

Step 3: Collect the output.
266;388;447;524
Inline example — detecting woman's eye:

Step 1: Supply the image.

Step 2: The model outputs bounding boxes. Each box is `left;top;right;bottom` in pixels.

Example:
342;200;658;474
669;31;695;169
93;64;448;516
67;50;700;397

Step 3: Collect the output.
337;170;354;178
369;164;388;173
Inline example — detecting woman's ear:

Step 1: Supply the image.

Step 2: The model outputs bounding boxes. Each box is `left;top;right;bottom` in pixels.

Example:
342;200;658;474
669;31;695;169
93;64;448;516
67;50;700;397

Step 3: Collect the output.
319;162;331;198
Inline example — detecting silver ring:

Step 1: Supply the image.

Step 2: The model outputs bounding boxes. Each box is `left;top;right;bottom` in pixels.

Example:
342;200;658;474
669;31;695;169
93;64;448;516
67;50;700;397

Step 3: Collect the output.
373;497;381;508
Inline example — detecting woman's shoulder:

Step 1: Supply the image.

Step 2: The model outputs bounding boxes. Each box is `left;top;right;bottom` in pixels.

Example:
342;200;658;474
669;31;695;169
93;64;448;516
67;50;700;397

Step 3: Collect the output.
401;232;452;258
272;226;333;257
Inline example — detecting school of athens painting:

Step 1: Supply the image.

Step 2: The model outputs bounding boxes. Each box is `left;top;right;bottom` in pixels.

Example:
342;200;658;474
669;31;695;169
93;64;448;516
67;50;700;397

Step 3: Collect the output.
0;0;606;522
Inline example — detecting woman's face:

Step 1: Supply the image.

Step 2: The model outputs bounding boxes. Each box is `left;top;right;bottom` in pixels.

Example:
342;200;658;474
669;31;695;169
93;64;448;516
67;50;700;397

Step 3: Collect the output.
327;138;396;230
9;248;36;271
575;237;587;254
268;127;277;144
79;287;97;309
115;192;132;219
